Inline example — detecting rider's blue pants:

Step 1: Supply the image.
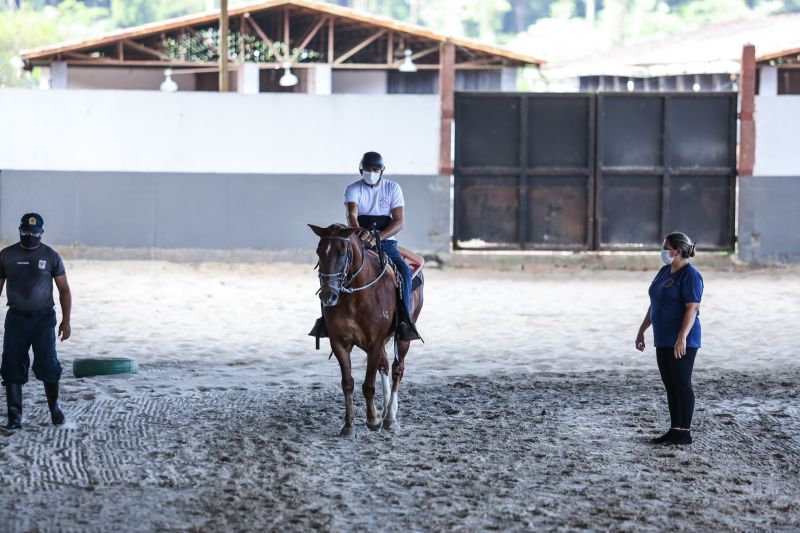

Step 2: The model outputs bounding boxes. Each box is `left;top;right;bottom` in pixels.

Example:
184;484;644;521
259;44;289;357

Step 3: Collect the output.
381;240;412;320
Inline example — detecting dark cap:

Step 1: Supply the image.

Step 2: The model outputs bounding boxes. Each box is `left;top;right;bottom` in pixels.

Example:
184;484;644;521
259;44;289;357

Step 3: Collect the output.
19;213;44;233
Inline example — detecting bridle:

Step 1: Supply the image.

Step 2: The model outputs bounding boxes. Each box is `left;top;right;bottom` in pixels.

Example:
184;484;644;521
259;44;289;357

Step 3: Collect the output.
316;235;388;296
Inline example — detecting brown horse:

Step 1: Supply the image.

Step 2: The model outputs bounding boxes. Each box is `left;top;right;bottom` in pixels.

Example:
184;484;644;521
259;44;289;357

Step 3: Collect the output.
309;223;424;435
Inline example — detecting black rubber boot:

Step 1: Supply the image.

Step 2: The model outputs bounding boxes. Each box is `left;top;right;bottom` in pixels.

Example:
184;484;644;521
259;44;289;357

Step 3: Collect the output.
44;382;65;426
670;430;692;445
2;384;23;431
397;321;421;342
649;429;675;444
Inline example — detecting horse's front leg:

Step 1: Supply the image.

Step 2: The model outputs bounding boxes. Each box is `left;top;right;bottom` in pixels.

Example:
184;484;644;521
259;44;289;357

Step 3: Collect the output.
331;340;355;436
384;339;409;430
364;346;383;431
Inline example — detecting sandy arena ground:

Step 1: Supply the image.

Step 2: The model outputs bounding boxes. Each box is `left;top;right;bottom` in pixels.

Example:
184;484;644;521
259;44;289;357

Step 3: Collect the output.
0;261;799;531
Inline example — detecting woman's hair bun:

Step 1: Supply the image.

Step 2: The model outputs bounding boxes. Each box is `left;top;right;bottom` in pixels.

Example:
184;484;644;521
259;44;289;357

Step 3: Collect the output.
688;243;696;258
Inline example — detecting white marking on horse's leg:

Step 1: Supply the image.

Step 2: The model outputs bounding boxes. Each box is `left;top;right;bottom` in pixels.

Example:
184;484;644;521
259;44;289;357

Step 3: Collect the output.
380;372;391;417
386;391;398;422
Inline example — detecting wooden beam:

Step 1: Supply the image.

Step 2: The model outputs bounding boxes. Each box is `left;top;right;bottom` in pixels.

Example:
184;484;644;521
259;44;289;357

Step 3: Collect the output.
219;0;229;91
283;7;290;58
122;40;170;60
439;39;455;176
117;41;123;60
456;58;502;67
291;16;326;62
327;16;334;63
392;45;438;67
333;29;387;65
387;31;393;64
247;14;283;62
239;15;246;62
739;44;756;176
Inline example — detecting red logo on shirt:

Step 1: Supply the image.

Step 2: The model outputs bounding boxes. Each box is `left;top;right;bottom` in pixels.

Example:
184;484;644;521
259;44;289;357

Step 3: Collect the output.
380;198;390;209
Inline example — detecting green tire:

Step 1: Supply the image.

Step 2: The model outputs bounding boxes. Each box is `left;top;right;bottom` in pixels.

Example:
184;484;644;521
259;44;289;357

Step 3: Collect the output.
73;358;138;378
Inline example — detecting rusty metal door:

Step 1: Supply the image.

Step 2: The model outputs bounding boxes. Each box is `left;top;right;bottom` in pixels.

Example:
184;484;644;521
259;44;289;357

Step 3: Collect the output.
596;93;737;250
453;92;737;251
453;93;595;250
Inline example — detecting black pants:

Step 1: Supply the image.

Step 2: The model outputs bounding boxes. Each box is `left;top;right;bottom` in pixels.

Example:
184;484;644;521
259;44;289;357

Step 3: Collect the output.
656;347;698;429
0;308;61;386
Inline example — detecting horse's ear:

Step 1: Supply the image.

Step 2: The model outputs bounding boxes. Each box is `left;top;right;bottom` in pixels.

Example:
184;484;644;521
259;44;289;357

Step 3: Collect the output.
308;224;326;237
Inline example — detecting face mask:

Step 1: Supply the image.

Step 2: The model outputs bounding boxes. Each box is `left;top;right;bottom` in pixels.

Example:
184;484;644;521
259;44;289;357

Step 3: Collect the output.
362;170;380;186
20;234;42;248
660;249;674;266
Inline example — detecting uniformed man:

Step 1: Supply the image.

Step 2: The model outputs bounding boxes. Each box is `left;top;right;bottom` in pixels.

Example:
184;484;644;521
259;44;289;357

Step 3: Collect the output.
0;213;71;431
345;151;420;341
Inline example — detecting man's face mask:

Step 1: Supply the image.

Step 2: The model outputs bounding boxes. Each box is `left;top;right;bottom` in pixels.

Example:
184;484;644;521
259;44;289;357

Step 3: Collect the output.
20;231;42;248
362;170;381;186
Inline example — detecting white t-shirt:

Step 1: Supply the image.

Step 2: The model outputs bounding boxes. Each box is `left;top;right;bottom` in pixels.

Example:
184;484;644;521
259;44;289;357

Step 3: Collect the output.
343;178;405;239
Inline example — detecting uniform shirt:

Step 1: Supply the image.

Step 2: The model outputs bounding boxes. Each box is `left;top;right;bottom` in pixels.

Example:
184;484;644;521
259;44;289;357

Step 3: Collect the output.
343;178;405;241
0;243;65;312
648;263;703;348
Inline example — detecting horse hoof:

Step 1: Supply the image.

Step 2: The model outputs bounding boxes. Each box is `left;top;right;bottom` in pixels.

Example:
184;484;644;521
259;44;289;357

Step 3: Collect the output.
382;419;398;431
366;419;382;431
339;425;355;437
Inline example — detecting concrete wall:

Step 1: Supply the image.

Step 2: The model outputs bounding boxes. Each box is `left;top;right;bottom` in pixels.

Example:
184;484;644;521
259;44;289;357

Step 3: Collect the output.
0;89;440;175
754;95;800;176
67;67;198;92
739;176;800;263
332;70;388;94
0;170;450;254
737;95;800;263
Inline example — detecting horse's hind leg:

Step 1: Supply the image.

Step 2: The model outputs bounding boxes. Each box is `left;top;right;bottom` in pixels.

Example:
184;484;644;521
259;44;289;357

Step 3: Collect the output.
332;340;355;436
364;347;383;431
383;339;409;430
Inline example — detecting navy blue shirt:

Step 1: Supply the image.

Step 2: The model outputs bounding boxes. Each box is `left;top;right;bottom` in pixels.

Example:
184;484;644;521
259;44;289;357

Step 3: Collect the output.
0;243;66;312
648;263;703;348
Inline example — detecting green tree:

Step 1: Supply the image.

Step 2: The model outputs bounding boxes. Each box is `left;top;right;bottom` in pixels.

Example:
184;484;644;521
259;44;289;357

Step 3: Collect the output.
0;0;109;87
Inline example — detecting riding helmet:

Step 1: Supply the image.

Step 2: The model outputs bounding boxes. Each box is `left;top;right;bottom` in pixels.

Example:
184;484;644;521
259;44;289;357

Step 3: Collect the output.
359;151;385;171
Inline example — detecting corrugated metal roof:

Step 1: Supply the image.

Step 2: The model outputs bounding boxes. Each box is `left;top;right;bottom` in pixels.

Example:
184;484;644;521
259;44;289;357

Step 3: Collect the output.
543;13;800;78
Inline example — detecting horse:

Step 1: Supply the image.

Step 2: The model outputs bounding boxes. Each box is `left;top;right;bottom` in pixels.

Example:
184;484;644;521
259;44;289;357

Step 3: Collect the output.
308;223;424;435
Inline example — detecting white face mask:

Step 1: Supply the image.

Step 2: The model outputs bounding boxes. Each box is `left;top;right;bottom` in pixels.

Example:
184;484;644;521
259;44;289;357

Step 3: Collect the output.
362;170;380;185
661;249;675;266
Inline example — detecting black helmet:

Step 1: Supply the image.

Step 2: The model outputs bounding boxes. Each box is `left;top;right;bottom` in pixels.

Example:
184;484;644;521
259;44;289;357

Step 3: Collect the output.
359;151;384;171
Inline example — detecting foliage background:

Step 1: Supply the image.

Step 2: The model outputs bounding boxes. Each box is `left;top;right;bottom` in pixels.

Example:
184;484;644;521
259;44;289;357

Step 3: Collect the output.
2;0;797;86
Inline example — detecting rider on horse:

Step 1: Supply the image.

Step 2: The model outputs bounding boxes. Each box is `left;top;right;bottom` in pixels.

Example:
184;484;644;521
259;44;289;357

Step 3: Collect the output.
344;151;421;342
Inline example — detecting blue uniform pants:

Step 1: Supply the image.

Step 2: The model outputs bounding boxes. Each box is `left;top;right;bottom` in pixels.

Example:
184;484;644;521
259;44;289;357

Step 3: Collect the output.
381;240;412;320
1;308;62;386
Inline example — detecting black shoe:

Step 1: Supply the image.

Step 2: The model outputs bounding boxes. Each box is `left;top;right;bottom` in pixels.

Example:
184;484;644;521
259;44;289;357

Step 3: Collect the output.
2;384;23;431
396;321;421;342
649;429;675;444
669;430;692;445
44;382;65;426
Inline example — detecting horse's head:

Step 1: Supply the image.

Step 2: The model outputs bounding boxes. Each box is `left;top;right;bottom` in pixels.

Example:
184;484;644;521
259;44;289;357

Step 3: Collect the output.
309;224;362;307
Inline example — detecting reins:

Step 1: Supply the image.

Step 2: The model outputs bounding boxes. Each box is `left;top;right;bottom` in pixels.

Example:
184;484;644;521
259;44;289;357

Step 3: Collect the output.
317;235;389;295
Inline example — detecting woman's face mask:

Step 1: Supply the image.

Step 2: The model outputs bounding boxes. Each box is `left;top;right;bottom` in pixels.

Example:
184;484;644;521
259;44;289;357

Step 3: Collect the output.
361;170;381;186
661;249;676;266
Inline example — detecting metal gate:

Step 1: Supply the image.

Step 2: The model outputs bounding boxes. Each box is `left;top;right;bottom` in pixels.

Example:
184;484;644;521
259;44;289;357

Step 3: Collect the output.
453;92;737;251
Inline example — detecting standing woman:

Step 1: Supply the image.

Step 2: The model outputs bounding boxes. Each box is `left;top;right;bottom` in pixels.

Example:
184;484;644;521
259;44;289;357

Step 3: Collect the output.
636;232;703;445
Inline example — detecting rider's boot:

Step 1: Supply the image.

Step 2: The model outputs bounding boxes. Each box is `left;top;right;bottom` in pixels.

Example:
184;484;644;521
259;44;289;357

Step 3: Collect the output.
2;384;23;431
308;316;328;339
396;303;422;342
